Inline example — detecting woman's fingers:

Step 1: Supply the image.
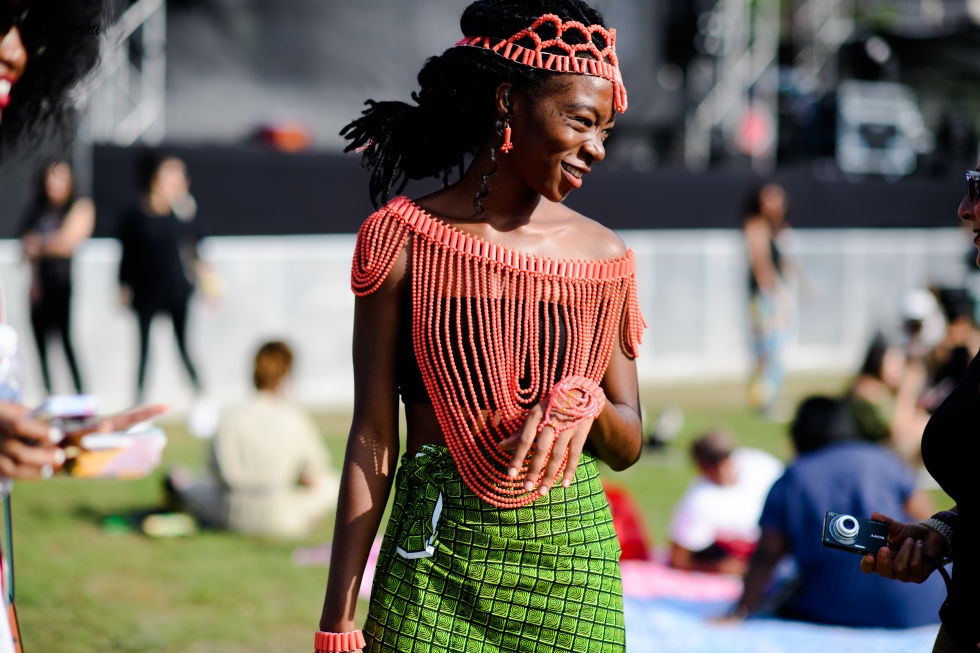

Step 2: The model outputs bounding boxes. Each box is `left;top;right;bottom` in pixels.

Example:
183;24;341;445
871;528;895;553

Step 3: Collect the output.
506;405;542;479
0;439;65;478
523;426;555;493
96;404;168;433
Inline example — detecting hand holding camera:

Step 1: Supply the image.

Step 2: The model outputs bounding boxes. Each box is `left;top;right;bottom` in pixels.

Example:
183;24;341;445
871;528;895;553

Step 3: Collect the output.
820;510;947;584
821;512;890;554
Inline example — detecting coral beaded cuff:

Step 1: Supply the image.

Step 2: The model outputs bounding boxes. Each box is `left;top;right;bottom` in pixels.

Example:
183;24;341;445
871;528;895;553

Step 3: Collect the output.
351;197;645;508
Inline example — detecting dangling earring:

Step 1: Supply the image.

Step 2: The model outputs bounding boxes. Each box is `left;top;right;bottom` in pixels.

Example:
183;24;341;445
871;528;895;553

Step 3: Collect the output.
500;122;514;153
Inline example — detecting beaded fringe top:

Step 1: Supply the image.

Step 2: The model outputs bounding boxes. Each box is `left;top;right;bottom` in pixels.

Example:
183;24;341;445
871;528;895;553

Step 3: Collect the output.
352;196;645;507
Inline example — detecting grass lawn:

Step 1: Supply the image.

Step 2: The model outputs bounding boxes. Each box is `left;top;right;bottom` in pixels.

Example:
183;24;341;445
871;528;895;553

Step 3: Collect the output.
6;375;950;652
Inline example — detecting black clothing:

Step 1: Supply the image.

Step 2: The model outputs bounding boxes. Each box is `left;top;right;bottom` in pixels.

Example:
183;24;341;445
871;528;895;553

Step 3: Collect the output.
921;352;980;650
20;207;84;393
748;232;782;295
118;207;197;310
117;207;202;401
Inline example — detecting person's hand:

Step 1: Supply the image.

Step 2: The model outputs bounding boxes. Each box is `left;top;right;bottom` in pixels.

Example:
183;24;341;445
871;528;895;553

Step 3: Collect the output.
0;401;66;479
21;232;42;261
0;402;167;481
497;403;593;497
859;512;944;583
59;403;168;444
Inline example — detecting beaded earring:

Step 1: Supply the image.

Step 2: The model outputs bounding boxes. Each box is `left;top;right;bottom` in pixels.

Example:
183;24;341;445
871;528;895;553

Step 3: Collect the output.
500;122;514;153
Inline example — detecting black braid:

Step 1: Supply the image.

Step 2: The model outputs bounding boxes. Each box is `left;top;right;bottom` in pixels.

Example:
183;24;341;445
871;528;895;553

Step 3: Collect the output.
340;0;608;210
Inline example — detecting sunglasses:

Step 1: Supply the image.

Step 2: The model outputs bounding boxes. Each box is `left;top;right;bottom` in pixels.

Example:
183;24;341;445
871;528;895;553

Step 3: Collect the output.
968;170;980;203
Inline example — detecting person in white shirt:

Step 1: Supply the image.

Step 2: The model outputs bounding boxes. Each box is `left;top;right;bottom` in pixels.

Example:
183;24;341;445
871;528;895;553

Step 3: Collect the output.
667;429;784;575
167;341;339;538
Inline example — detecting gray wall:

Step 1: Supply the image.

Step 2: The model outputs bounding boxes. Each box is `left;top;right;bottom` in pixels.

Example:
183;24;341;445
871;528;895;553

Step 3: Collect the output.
0;226;971;415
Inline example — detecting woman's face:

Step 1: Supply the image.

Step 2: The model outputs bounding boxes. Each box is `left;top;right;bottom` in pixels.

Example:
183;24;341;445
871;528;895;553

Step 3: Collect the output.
760;184;787;224
0;21;29;124
959;160;980;266
880;347;907;390
44;162;73;206
508;74;616;203
151;158;189;204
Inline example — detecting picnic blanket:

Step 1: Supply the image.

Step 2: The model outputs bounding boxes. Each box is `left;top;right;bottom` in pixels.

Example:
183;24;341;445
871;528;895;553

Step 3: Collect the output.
294;543;941;652
619;560;940;653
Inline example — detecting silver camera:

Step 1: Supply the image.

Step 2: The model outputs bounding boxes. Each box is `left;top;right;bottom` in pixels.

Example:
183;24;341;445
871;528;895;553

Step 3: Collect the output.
821;511;889;554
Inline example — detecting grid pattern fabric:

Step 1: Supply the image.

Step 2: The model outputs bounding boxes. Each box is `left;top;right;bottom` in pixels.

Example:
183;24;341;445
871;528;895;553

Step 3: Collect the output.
363;445;626;652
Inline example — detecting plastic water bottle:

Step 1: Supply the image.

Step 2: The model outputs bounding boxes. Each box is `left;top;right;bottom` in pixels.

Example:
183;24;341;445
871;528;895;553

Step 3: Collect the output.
0;324;22;404
0;324;23;496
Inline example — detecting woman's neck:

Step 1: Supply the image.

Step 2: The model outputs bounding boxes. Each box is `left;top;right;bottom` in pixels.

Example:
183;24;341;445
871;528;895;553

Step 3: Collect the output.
145;192;172;216
429;152;542;230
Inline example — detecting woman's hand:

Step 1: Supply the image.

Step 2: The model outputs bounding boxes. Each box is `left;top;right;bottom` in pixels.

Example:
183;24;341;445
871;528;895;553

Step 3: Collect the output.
0;402;66;479
498;403;593;497
0;401;167;480
859;512;944;583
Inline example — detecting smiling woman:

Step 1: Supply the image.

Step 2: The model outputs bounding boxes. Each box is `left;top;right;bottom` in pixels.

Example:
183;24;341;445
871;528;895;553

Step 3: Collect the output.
0;0;103;155
316;2;646;652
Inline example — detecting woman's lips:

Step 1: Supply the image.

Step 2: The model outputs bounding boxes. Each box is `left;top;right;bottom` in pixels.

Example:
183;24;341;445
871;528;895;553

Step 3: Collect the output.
561;162;585;189
0;78;12;109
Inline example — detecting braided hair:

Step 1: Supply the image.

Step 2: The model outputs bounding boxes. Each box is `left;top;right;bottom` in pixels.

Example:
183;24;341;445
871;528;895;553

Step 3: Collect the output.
0;0;104;158
340;0;608;212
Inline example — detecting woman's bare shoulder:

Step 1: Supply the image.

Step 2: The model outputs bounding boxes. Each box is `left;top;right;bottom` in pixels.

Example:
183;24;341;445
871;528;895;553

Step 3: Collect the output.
558;205;629;260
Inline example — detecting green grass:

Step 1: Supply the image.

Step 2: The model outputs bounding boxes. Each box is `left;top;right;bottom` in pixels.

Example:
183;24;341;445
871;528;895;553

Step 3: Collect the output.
6;375;950;652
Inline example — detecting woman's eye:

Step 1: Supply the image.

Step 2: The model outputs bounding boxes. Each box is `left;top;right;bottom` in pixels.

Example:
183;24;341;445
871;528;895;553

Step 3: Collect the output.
575;117;593;128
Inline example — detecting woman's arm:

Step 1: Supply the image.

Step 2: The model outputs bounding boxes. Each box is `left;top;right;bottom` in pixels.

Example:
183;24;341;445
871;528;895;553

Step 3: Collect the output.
587;345;643;470
500;331;643;495
318;247;407;633
40;198;95;257
728;528;788;619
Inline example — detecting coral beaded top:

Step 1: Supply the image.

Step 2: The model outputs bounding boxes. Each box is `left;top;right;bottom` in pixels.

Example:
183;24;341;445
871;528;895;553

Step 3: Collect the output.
351;196;646;507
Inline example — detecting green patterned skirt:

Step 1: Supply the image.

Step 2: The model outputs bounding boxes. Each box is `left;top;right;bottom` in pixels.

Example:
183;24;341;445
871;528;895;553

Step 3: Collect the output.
363;445;625;652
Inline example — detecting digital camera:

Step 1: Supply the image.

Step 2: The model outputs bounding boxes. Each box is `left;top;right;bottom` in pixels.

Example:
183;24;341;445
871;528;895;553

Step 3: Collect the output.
821;512;889;554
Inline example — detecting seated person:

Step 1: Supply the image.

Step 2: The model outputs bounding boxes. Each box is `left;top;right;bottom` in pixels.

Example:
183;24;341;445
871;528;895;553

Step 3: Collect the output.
167;341;339;538
845;331;929;464
728;396;945;628
667;430;783;575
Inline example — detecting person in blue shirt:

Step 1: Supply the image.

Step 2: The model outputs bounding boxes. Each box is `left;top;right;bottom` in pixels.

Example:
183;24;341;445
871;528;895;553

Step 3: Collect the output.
727;395;946;628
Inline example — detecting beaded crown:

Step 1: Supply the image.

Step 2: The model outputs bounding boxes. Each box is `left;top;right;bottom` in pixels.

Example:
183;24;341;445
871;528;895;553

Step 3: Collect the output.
456;13;628;113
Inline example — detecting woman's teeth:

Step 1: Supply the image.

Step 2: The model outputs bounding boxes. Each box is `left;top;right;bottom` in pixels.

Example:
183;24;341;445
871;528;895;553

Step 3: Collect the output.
562;163;583;178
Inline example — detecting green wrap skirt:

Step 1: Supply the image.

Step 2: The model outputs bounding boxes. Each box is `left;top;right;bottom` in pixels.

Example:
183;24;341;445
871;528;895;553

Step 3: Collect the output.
363;445;626;652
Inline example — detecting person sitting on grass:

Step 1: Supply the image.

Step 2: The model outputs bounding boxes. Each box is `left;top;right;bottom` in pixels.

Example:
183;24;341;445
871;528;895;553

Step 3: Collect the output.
165;340;339;538
727;395;945;627
667;429;783;575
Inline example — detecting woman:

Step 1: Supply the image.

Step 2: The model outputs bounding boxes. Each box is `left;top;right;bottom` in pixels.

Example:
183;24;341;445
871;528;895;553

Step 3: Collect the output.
844;330;929;462
0;0;102;154
19;160;93;395
117;150;204;403
860;168;980;652
316;2;645;652
742;181;797;415
167;340;337;538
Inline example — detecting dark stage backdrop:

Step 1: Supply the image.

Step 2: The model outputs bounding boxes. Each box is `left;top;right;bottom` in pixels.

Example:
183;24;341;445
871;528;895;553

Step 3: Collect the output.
0;143;967;239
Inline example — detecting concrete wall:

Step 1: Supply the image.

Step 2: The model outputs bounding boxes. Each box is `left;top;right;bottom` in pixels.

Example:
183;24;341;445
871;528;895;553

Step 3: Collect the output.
0;227;971;414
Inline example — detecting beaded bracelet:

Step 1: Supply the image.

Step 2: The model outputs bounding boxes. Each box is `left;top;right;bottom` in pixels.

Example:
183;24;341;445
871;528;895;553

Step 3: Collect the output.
314;629;366;653
536;375;606;437
918;510;958;562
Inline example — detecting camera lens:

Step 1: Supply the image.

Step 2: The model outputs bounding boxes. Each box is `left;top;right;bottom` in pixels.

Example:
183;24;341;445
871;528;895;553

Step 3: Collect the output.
832;514;860;542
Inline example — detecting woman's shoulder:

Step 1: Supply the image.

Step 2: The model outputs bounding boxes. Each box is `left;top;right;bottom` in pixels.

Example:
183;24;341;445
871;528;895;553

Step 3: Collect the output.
557;205;629;260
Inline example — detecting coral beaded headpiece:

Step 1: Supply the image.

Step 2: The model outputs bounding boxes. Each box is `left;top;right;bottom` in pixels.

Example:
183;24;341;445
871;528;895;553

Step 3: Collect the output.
456;13;628;114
